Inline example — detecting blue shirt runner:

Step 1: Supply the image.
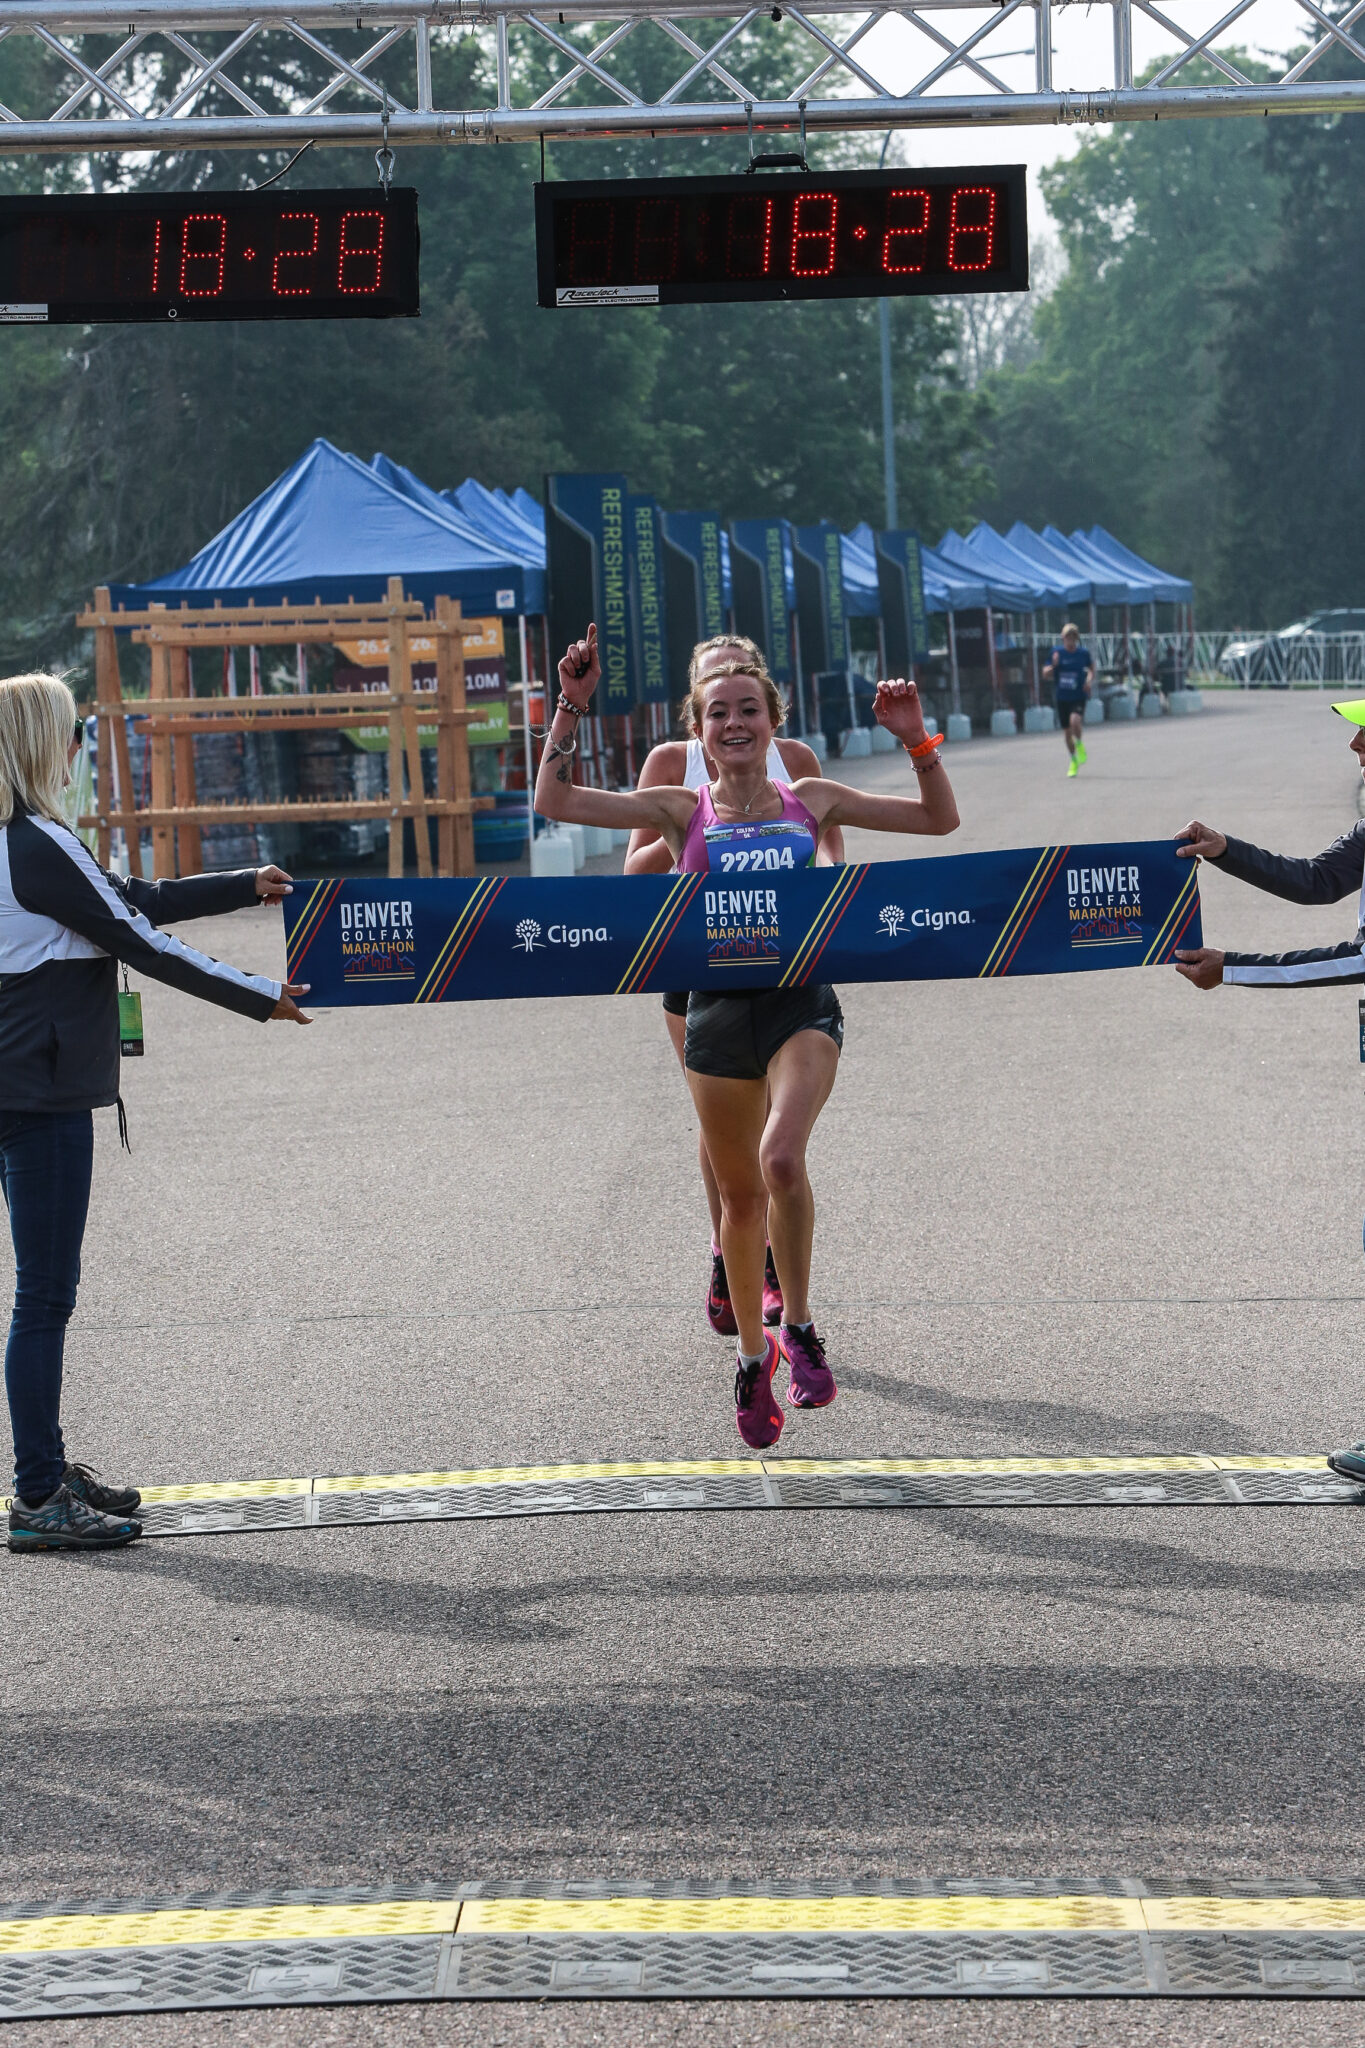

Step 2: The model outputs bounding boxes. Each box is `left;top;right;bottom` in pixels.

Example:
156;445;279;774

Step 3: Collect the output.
1050;645;1093;697
285;841;1201;1007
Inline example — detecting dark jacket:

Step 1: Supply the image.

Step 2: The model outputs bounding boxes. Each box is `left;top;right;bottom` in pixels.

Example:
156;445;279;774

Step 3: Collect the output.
0;807;280;1113
1213;823;1365;987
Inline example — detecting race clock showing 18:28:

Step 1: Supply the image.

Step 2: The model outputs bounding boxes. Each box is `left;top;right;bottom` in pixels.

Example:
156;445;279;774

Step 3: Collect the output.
0;188;419;323
536;166;1028;308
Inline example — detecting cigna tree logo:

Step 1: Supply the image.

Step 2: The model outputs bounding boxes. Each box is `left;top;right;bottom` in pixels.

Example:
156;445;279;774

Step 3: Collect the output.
514;918;544;953
879;904;906;938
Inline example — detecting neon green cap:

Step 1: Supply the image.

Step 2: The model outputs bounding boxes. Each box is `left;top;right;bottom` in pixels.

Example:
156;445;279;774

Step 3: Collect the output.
1332;700;1365;725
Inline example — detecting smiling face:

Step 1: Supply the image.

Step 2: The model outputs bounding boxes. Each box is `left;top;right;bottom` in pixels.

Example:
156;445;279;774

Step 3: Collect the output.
699;670;776;771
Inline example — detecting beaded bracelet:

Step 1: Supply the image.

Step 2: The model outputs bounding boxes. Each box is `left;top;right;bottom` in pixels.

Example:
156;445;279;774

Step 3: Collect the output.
556;696;586;721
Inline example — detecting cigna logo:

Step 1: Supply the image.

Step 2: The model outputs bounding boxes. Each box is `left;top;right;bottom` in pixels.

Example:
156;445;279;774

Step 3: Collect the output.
514;918;609;953
878;901;972;935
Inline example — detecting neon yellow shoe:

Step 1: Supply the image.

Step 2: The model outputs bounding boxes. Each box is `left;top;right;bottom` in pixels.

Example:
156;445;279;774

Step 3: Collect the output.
1067;757;1078;777
1075;739;1088;765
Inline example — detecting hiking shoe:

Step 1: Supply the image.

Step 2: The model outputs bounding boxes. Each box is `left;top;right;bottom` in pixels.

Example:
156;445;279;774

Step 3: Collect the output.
8;1482;141;1552
763;1243;784;1327
779;1322;837;1409
706;1246;738;1336
64;1461;141;1515
1327;1443;1365;1485
735;1333;783;1449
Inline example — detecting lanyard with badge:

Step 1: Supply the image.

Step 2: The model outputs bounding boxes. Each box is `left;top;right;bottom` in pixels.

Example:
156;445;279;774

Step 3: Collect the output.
119;966;143;1057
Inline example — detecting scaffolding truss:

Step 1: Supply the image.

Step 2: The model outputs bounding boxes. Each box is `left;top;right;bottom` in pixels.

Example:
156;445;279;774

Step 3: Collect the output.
0;0;1362;154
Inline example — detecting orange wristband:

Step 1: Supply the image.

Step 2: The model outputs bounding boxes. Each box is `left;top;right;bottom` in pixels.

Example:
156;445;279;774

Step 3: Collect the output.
905;732;944;759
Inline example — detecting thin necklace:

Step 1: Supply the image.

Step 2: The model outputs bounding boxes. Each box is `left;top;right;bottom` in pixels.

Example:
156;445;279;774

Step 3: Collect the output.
713;777;773;816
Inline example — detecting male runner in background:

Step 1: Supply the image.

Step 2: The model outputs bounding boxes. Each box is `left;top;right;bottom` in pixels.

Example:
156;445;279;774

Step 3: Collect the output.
1043;623;1095;777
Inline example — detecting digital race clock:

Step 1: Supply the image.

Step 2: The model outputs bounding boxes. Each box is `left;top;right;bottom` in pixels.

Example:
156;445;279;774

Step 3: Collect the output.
536;166;1027;308
0;188;419;324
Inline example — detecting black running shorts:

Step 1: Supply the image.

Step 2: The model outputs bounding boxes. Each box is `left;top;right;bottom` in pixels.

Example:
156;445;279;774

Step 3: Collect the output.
1056;696;1085;725
684;984;844;1081
661;990;690;1018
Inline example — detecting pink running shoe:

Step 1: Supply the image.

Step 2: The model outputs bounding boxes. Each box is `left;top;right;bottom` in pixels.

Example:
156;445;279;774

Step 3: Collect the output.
762;1243;783;1327
735;1333;784;1449
706;1245;738;1337
779;1322;836;1409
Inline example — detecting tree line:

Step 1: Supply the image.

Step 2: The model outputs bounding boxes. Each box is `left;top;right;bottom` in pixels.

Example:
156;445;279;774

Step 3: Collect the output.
978;51;1365;627
0;28;1359;671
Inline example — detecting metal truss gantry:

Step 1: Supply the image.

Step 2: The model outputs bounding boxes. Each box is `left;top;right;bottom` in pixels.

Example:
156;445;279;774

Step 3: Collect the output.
0;0;1363;154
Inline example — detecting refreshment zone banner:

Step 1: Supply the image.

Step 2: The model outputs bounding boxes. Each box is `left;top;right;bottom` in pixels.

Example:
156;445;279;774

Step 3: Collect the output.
284;841;1201;1007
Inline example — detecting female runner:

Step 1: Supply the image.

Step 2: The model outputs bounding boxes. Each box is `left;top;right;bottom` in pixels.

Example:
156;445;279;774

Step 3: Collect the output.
624;633;845;1340
535;623;958;1448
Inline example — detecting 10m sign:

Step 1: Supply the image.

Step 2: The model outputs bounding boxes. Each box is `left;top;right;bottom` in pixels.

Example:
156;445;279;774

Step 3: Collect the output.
536;167;1028;308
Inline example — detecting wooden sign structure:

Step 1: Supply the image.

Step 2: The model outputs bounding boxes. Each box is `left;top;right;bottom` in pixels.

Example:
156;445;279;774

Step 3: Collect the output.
77;576;487;881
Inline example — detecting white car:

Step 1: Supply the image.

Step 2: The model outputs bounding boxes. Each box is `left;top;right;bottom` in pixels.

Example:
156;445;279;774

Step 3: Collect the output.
1218;610;1365;683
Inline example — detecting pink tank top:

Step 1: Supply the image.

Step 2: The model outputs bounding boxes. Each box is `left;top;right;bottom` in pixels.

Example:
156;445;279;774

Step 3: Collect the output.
678;781;820;877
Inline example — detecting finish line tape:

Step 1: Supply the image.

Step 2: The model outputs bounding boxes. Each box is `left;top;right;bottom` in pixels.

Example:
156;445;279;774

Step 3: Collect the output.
7;1454;1359;1538
284;840;1201;1007
8;1882;1365;2013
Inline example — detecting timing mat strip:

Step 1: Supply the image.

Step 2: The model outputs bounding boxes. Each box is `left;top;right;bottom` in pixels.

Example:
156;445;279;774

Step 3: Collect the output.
7;1454;1359;1539
8;1881;1365;2013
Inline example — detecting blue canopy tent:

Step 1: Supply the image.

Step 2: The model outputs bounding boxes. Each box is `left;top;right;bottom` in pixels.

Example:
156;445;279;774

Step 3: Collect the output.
369;455;548;616
369;452;488;542
1042;526;1156;609
838;524;883;618
919;542;992;614
1082;528;1193;607
110;439;533;617
849;522;1004;613
446;478;548;576
934;530;1045;611
1000;522;1149;693
932;529;1052;719
846;522;978;614
1003;523;1129;608
509;487;546;536
1078;527;1194;687
968;525;1070;606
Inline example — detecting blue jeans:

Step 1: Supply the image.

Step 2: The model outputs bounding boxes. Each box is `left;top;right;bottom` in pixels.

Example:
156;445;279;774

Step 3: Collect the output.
0;1111;94;1505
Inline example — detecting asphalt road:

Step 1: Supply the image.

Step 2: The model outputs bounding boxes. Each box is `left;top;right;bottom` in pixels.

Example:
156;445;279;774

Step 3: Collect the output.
5;689;1365;2048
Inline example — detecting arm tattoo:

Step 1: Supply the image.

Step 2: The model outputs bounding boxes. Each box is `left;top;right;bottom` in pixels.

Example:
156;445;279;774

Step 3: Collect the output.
556;761;570;783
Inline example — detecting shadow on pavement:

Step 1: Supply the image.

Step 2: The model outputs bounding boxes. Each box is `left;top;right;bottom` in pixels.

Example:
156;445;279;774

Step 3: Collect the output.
838;1369;1259;1455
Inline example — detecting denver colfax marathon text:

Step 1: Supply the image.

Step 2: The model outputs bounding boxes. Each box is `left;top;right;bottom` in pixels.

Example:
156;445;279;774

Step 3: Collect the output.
706;885;780;967
1067;862;1143;946
340;898;415;981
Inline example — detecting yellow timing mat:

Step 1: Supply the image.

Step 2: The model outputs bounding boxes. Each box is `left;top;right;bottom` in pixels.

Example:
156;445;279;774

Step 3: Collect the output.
6;1455;1357;1535
135;1451;1338;1509
10;1882;1365;2013
10;1890;1365;1955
